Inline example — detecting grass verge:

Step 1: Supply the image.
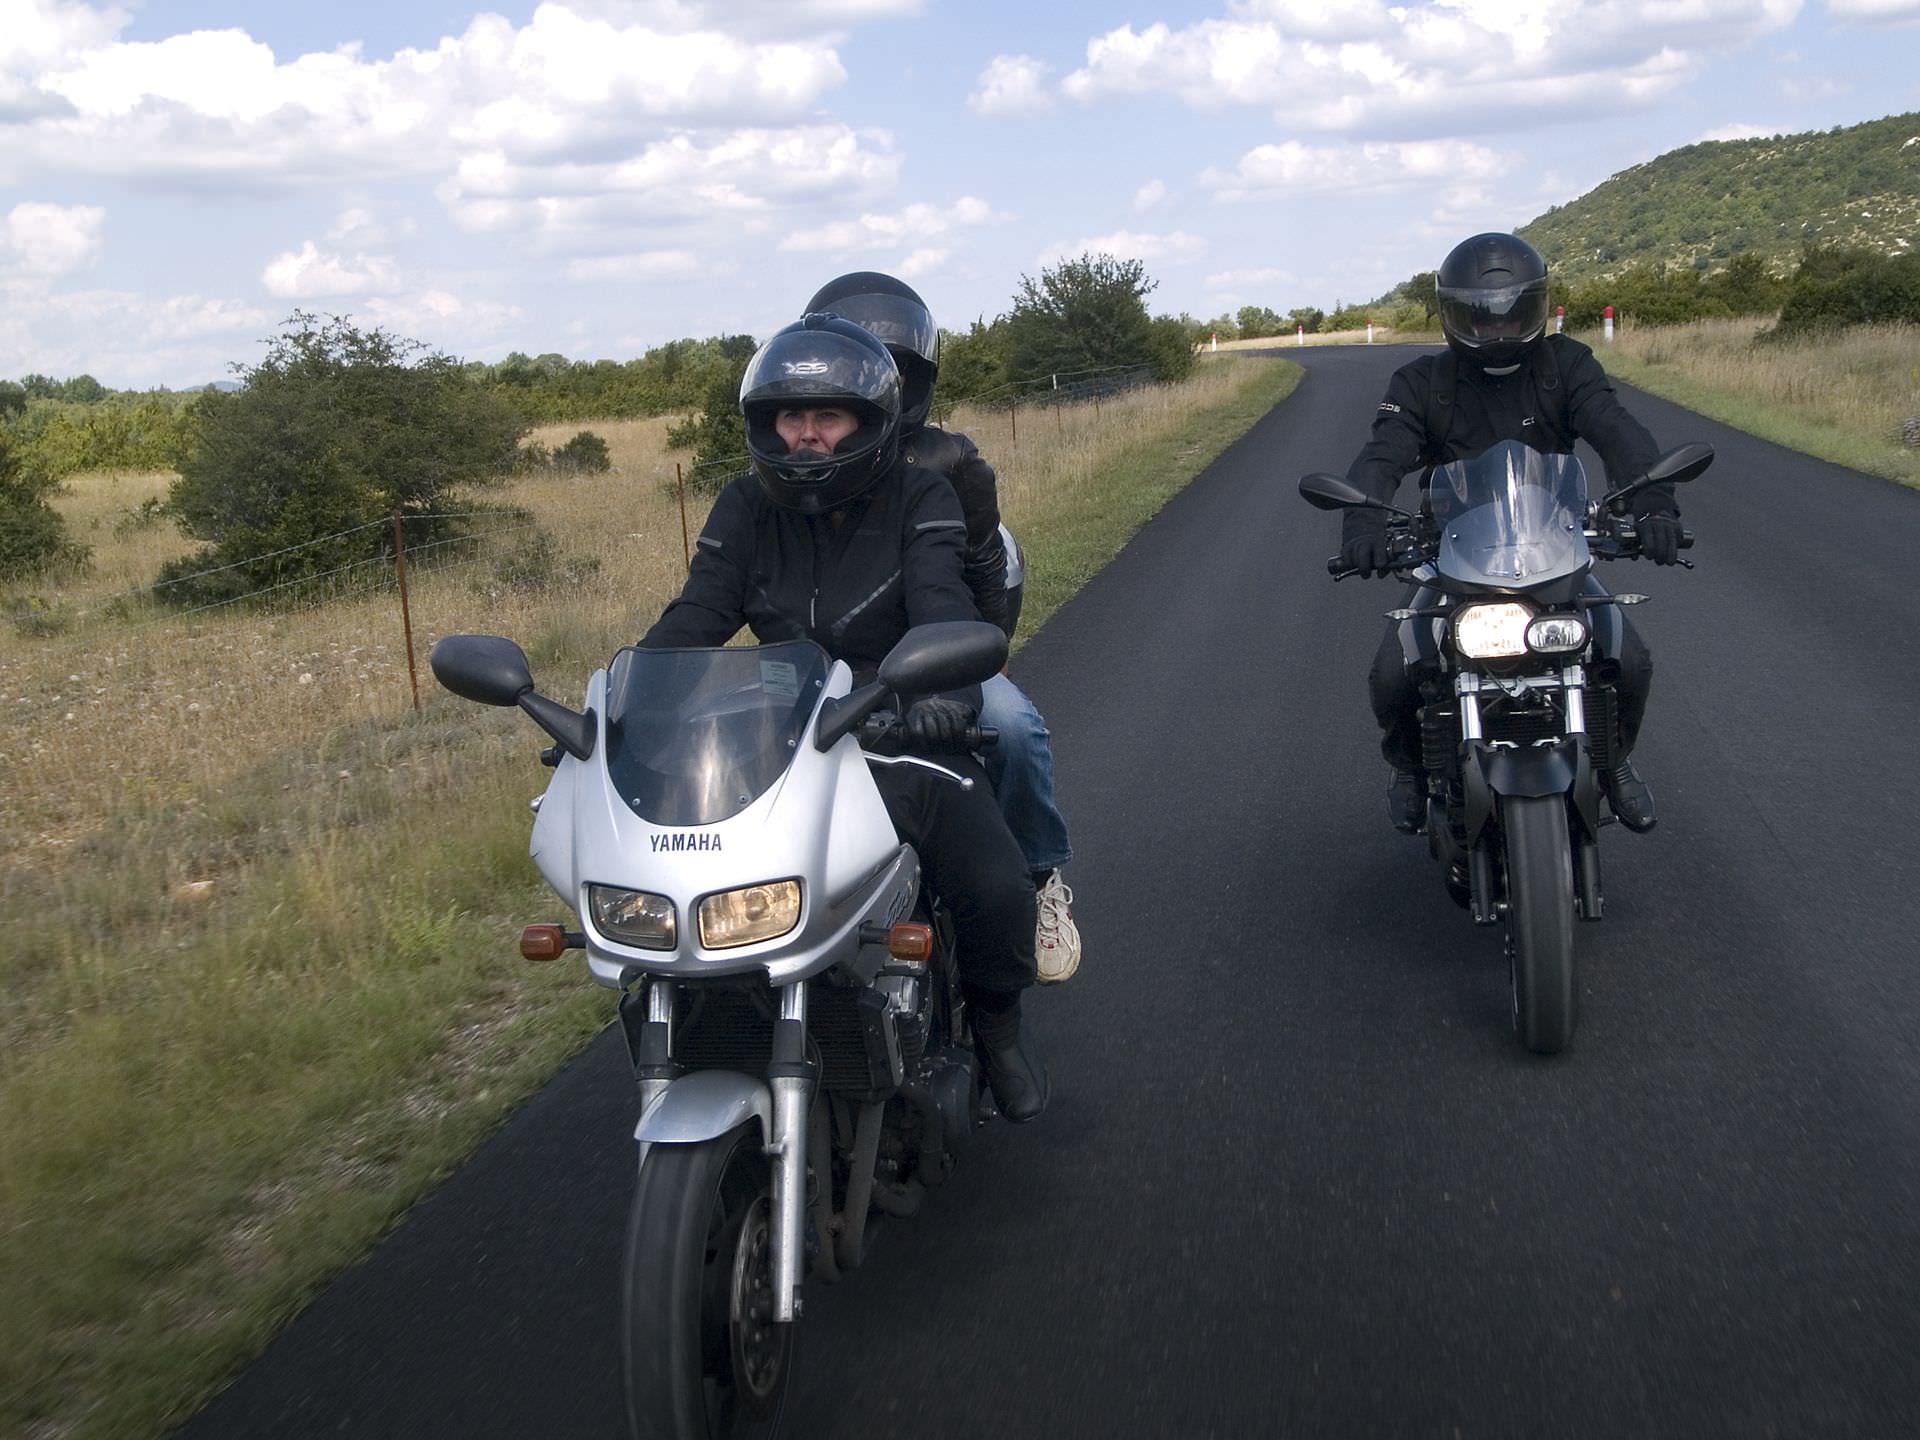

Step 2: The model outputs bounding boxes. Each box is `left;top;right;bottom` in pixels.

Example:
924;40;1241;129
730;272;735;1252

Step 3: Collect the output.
0;354;1297;1440
1591;318;1920;490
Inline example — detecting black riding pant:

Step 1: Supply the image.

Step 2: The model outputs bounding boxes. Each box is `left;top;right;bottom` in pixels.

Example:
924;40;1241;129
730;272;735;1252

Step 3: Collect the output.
872;756;1037;1000
1368;594;1653;773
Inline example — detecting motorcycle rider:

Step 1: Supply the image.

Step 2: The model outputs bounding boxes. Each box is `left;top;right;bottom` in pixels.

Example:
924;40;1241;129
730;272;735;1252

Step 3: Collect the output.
806;271;1080;984
642;314;1049;1122
1339;232;1684;834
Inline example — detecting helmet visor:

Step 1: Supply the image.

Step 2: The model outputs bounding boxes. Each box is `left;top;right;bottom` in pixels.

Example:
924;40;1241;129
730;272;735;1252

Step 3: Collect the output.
1437;279;1549;350
815;293;939;368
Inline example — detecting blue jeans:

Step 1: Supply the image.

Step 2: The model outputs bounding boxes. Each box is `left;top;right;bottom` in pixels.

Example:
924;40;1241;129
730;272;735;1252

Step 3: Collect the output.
979;673;1072;874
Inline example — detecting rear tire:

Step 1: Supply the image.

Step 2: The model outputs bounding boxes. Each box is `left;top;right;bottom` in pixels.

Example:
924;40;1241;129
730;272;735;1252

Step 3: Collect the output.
622;1126;792;1440
1501;795;1577;1055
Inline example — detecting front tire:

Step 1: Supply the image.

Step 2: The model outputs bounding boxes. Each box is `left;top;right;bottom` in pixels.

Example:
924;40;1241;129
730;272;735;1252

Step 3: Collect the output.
622;1126;793;1440
1501;794;1577;1055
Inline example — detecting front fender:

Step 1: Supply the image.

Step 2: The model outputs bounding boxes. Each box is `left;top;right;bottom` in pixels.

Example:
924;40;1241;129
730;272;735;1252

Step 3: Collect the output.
1462;737;1578;844
634;1070;772;1148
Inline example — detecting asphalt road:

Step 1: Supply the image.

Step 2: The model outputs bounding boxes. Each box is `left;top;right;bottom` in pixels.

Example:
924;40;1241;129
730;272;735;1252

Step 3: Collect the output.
178;344;1920;1439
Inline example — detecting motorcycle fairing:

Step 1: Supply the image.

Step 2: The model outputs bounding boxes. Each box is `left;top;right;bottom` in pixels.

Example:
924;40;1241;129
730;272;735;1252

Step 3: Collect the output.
1459;736;1604;846
528;652;919;986
633;1068;773;1148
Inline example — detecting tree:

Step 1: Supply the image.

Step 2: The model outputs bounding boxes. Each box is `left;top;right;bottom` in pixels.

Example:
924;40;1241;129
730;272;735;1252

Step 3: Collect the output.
156;312;525;607
1004;252;1162;380
1235;305;1282;338
665;348;754;495
936;318;1012;408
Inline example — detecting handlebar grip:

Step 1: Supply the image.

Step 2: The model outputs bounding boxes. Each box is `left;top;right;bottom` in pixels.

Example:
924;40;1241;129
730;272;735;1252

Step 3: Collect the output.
1327;555;1360;579
1679;529;1694;550
965;725;999;752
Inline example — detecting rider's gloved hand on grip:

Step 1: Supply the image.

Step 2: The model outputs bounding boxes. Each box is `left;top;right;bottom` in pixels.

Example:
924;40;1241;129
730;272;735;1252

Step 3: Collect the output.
1637;512;1683;565
1340;513;1393;578
903;697;978;749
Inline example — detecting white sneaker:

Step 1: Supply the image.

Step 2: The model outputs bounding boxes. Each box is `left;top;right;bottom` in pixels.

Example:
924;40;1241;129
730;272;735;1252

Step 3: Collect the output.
1034;870;1080;984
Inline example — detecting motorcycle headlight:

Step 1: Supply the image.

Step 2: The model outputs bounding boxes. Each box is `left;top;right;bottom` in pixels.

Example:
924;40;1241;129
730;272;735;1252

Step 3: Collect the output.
1525;614;1589;654
699;881;802;950
1453;602;1533;659
588;885;677;950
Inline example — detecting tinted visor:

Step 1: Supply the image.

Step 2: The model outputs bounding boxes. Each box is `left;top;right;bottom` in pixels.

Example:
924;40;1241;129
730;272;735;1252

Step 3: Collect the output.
815;293;939;368
1436;278;1549;350
739;326;901;415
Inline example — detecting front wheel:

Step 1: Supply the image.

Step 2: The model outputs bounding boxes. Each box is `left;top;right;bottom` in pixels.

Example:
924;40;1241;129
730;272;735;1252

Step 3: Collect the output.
1501;794;1577;1055
622;1126;793;1440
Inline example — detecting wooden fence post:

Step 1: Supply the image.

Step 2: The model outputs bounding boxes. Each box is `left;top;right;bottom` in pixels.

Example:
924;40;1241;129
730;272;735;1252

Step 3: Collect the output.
391;511;420;712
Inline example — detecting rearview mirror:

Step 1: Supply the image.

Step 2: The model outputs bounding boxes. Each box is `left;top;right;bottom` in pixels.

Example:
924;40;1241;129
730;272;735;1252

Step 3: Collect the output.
1645;442;1714;487
878;620;1009;695
431;634;535;706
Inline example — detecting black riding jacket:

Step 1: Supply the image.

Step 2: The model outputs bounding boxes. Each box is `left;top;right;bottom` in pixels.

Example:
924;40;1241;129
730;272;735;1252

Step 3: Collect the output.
1343;336;1670;545
642;462;978;685
903;424;1008;630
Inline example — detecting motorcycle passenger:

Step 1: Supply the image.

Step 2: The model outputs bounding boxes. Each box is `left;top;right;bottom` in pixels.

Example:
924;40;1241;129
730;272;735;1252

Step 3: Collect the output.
641;314;1049;1122
1339;232;1685;835
805;271;1081;985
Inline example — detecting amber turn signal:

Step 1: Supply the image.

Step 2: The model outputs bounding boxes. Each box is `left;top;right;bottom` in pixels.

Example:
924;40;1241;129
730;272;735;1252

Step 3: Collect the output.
520;924;569;962
887;923;933;961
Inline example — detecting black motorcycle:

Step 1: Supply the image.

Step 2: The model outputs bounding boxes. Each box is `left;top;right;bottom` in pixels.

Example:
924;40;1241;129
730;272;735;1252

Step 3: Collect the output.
1301;439;1711;1053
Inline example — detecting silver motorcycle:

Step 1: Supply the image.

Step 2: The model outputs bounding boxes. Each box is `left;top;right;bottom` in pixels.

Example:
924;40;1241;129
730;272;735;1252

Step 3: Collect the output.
430;619;1009;1438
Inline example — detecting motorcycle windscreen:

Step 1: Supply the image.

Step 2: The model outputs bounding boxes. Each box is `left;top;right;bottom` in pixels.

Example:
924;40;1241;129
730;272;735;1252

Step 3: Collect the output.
605;641;832;826
1429;441;1591;587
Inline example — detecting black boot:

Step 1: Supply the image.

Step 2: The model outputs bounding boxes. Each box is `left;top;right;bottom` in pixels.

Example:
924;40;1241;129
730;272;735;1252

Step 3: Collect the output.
1388;768;1426;835
971;995;1049;1124
1607;758;1658;833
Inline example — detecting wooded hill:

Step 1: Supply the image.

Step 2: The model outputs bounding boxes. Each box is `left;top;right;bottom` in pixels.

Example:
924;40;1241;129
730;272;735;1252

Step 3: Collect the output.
1519;110;1919;284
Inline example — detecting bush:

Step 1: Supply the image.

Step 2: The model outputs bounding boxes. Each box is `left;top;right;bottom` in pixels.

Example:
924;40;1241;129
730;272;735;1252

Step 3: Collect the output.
551;431;611;474
470;527;602;596
666;363;751;496
157;313;526;608
0;430;87;582
1773;245;1920;336
1004;252;1160;380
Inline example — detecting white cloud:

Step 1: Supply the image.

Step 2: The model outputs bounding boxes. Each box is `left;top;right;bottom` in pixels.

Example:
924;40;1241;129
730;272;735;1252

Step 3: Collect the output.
0;282;272;388
1133;178;1169;212
1826;0;1920;20
1203;265;1297;290
359;289;525;348
1;201;106;276
1038;230;1207;266
440;127;902;244
968;55;1054;116
1203;139;1507;200
896;247;950;279
1695;122;1783;142
566;250;703;280
261;240;403;298
779;195;1004;254
4;6;854;193
1060;2;1803;134
562;0;922;34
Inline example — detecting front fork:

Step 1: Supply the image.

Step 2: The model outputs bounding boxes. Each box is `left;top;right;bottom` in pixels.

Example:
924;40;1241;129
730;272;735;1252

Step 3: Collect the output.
1457;665;1605;923
628;977;815;1323
767;983;812;1323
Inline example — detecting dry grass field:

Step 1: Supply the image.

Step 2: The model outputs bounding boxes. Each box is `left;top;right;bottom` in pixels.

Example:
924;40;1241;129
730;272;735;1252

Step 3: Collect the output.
1595;318;1920;488
0;353;1299;1440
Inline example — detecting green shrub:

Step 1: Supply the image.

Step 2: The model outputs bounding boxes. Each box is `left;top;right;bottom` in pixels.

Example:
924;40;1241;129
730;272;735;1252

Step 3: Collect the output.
158;313;526;609
1773;245;1920;336
0;431;87;581
551;431;611;474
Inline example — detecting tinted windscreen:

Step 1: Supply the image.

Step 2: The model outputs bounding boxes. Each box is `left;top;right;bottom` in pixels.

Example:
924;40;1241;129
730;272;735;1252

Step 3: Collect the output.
1430;441;1590;588
605;642;830;826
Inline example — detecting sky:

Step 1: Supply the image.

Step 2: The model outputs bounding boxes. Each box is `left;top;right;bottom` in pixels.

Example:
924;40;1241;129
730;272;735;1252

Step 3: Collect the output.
2;0;1917;389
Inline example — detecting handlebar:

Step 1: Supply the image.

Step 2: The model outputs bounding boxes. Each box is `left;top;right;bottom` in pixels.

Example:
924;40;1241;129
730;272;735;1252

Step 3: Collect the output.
858;713;999;754
1325;522;1694;580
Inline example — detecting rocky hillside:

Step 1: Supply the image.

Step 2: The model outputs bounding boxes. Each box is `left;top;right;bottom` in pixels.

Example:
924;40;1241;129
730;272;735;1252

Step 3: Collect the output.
1520;110;1919;284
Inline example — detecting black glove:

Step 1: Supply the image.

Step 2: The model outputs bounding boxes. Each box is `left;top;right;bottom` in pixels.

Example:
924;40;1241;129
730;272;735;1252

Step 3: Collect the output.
1341;514;1393;577
903;697;976;749
1637;512;1683;565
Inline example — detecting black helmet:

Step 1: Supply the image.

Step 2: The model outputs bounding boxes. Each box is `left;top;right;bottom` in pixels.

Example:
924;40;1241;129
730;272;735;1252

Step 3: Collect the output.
803;271;940;428
1436;233;1550;369
739;314;903;514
